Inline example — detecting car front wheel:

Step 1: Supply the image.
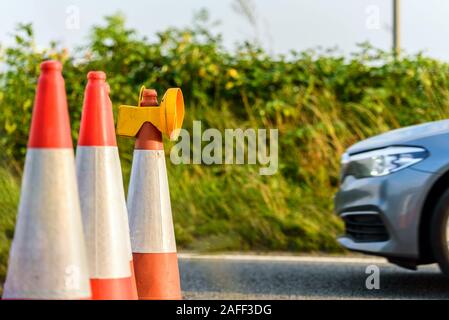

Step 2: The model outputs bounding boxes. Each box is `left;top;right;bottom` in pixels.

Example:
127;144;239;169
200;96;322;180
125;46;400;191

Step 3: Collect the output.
431;189;449;276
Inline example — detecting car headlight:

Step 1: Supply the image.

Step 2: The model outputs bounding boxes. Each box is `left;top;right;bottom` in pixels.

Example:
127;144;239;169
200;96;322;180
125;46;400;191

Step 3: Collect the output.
341;146;428;179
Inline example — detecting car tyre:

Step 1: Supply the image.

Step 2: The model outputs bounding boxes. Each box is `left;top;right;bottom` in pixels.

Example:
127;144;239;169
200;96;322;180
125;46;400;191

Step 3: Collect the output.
431;189;449;276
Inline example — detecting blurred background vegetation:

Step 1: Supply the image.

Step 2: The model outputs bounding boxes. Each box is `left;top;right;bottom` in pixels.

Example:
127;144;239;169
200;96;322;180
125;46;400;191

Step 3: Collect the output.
1;10;449;288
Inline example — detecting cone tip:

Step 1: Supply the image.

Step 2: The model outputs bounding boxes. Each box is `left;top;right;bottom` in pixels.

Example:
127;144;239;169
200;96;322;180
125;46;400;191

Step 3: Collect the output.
40;60;62;72
140;89;158;107
78;71;116;147
29;60;72;148
142;89;157;98
87;71;106;81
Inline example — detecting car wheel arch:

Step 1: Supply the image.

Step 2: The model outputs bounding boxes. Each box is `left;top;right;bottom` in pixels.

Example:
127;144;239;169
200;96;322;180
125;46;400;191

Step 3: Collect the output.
419;169;449;264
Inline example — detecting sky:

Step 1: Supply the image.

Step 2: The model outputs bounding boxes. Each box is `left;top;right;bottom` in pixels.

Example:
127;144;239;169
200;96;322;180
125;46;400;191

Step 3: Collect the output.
1;0;449;60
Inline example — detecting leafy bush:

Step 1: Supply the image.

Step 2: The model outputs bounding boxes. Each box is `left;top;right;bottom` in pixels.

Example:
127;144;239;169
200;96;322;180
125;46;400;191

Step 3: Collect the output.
1;13;449;289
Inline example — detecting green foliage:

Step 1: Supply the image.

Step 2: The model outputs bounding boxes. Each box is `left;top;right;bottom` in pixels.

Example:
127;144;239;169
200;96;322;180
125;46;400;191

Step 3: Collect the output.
0;167;19;290
2;13;449;287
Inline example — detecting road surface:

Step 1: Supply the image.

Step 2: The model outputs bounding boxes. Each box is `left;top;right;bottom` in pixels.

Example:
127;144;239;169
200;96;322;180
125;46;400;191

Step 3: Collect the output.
179;254;449;300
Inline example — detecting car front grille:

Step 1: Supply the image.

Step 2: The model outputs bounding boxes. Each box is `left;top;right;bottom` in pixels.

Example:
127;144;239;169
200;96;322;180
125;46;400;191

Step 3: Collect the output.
342;212;389;243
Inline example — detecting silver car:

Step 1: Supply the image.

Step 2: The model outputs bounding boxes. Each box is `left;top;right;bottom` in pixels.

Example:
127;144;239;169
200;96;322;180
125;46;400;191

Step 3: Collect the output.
335;119;449;275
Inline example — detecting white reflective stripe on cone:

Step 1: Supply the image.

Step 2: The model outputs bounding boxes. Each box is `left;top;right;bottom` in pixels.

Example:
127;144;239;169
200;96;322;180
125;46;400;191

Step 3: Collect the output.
127;150;177;253
3;149;91;299
122;199;133;261
76;146;131;279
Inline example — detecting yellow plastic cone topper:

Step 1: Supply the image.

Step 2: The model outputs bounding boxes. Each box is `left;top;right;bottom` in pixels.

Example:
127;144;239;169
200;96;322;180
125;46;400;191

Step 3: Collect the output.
117;86;185;140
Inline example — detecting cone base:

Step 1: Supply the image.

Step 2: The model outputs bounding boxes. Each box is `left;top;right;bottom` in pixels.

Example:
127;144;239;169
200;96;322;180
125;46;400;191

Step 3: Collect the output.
2;296;91;301
130;260;138;300
90;277;137;300
133;252;181;300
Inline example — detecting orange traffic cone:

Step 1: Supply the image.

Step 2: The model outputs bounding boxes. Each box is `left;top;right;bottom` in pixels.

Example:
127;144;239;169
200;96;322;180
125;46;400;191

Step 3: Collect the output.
126;89;182;300
104;82;139;299
2;60;91;300
76;71;138;300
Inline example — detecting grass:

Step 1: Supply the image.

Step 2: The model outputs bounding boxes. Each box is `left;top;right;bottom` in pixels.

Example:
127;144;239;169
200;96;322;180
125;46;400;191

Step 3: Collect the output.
0;165;20;294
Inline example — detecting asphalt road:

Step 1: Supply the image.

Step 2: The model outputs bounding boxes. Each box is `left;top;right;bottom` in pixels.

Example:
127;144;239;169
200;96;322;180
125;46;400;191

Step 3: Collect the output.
179;254;449;300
